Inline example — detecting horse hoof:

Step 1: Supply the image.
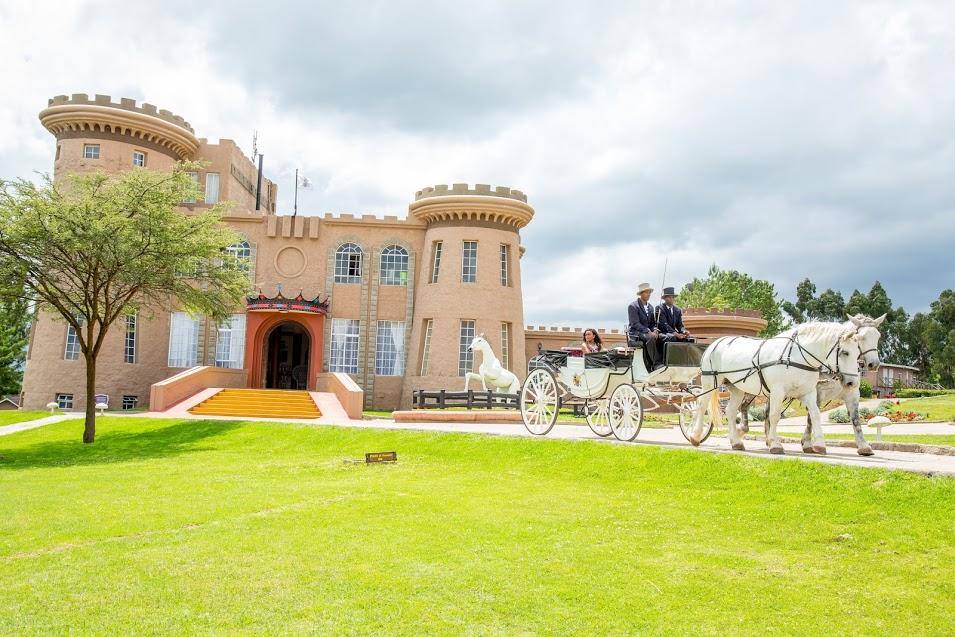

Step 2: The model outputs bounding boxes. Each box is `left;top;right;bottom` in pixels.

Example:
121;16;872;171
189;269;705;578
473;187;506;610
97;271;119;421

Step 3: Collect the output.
687;435;701;447
769;445;784;455
858;447;874;457
731;442;745;451
741;424;750;433
802;446;815;454
812;445;827;455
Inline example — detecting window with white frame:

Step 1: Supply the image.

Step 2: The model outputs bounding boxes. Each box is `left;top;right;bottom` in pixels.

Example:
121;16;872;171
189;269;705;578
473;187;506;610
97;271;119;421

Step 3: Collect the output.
420;319;434;375
334;243;363;283
215;314;246;369
64;323;81;360
184;171;199;204
122;395;138;411
500;322;511;370
379;245;409;285
458;319;475;376
167;312;200;368
56;393;74;409
375;321;405;375
124;313;137;363
83;144;100;159
227;240;253;276
500;244;511;286
461;241;477;283
132;150;146;167
429;241;443;284
204;172;220;204
330;319;360;373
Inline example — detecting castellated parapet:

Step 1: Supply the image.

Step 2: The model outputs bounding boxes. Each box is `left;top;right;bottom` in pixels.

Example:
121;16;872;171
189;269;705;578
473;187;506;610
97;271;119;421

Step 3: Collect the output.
40;93;200;160
415;183;527;203
409;183;534;229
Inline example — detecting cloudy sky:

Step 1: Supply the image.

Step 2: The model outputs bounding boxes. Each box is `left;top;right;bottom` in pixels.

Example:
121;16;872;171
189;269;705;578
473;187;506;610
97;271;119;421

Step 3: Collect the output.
1;1;952;328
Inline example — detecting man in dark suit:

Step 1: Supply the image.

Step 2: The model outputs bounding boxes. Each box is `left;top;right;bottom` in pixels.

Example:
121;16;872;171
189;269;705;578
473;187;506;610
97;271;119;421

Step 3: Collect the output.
627;282;662;368
657;286;692;342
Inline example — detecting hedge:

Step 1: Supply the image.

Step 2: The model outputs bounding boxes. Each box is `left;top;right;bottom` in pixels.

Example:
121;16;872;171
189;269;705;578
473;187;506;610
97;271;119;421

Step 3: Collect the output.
895;388;955;398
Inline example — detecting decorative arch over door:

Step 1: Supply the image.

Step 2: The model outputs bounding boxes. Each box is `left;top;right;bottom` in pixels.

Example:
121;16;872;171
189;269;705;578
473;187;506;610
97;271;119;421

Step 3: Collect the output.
245;312;325;390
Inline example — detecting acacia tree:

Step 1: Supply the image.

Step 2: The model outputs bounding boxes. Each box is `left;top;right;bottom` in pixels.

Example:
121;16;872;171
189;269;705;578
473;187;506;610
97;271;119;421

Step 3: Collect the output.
679;265;786;335
0;163;249;443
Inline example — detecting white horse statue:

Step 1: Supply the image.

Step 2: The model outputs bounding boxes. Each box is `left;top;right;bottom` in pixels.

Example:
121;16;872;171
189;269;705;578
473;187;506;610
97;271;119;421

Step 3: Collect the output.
688;315;883;454
464;334;521;394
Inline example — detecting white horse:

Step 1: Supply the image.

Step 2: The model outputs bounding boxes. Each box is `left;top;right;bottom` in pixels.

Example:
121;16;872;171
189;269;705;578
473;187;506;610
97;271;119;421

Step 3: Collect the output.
465;334;521;394
688;315;882;454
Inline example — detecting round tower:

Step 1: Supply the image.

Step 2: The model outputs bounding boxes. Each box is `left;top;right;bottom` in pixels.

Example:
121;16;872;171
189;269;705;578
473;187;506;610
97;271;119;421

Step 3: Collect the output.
39;93;199;179
402;184;533;405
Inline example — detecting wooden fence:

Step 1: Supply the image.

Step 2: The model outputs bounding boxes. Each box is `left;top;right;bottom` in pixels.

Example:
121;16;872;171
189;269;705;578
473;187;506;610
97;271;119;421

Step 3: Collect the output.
412;389;519;410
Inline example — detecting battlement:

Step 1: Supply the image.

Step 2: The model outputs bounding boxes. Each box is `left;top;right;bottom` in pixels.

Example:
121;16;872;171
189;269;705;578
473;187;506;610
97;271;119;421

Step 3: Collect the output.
47;93;194;133
415;183;527;203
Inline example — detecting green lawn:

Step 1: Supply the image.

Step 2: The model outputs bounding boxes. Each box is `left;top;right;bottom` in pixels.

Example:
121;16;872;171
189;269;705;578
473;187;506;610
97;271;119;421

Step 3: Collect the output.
0;410;49;427
897;395;955;422
1;418;953;635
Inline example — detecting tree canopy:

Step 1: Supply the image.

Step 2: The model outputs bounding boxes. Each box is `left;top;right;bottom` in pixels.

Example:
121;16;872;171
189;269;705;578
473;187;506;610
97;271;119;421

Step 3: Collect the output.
0;294;29;395
0;163;251;442
678;265;786;335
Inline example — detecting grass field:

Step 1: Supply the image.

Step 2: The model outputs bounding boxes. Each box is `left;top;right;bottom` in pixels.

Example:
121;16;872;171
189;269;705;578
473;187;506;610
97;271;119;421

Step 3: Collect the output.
1;417;953;635
0;410;49;427
898;395;955;422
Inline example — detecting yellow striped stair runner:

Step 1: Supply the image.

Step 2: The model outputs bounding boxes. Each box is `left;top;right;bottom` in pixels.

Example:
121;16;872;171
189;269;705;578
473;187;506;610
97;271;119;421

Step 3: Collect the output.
188;389;322;419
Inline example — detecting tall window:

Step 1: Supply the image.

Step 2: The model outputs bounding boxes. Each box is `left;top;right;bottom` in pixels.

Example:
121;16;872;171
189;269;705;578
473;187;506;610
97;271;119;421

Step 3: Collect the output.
500;244;511;286
227;240;253;276
375;321;406;376
167;312;200;368
330;319;360;373
83;144;100;159
184;172;199;204
132;151;146;167
215;314;246;369
420;319;434;375
429;241;443;284
458;319;475;376
124;313;137;363
64;324;80;360
335;243;363;283
500;322;511;370
379;245;409;286
204;172;220;204
461;241;477;283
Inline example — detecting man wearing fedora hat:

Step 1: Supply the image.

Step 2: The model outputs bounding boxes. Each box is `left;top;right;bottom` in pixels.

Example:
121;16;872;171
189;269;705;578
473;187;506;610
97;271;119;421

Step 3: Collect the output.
657;286;692;342
627;282;662;368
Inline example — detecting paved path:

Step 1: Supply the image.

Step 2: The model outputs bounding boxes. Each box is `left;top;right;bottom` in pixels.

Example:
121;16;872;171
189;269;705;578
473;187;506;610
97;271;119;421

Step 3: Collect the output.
0;414;79;437
3;410;953;477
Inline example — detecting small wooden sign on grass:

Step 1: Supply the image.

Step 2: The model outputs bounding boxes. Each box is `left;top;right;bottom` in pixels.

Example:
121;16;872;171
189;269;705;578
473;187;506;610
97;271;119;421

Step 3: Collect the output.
365;451;397;464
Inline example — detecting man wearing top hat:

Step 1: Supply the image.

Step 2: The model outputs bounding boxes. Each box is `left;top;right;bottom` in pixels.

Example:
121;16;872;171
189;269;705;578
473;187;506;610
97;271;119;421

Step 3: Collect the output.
627;282;662;369
656;286;692;342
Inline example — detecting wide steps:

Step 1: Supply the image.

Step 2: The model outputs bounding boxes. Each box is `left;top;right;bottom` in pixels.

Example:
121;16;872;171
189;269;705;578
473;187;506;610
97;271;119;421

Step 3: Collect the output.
189;389;321;419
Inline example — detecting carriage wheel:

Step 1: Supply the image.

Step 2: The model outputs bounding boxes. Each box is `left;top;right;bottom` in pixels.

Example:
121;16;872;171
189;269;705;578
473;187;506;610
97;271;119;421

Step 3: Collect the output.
584;399;612;437
520;368;560;435
678;400;713;444
608;384;643;442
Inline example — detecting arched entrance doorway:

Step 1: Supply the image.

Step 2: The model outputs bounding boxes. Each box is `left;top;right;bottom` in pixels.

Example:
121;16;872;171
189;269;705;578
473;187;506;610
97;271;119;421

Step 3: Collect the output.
264;321;311;389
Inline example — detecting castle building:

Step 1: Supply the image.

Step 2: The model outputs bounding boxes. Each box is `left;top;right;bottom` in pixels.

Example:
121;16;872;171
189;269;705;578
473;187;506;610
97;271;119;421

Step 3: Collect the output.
20;94;765;414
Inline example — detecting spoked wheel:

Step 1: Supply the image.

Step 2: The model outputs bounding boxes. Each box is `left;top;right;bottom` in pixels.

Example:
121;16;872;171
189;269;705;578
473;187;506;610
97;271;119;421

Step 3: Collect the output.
678;398;712;444
520;368;560;435
608;384;644;441
584;399;612;437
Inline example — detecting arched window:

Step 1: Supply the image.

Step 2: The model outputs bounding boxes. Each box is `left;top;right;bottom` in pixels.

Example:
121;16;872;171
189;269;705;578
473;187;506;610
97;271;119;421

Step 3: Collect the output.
335;243;363;283
379;245;409;285
226;240;253;274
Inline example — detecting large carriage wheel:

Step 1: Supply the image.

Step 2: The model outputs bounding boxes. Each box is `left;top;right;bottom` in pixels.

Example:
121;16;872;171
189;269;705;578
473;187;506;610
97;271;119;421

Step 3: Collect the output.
678;398;713;444
520;368;560;435
608;384;644;442
584;399;612;437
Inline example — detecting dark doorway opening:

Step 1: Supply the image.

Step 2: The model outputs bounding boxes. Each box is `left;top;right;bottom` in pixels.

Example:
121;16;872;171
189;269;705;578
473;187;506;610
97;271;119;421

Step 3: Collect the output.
264;321;310;389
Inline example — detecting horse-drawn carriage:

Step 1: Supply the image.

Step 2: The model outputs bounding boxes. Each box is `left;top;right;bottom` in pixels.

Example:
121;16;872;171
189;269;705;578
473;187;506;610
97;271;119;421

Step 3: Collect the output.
521;341;716;442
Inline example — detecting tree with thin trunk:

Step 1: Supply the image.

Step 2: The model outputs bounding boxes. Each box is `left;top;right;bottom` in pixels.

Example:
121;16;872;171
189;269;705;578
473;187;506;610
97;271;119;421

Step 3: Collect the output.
0;163;250;442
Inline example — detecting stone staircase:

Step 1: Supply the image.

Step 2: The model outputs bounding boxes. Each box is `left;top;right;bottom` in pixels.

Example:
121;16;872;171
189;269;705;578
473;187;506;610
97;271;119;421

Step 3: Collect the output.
188;389;322;419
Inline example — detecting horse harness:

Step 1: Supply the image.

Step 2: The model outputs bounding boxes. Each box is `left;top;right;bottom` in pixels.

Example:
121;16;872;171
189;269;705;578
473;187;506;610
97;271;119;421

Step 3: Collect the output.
701;330;861;396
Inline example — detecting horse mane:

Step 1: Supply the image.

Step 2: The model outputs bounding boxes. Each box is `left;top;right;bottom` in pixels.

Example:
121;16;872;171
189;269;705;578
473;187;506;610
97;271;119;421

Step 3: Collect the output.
778;321;855;346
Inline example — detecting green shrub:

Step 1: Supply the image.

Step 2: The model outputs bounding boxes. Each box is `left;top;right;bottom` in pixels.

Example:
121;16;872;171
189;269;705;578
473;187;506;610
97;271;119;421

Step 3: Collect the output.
859;379;872;398
829;408;850;423
747;405;767;421
895;388;955;398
